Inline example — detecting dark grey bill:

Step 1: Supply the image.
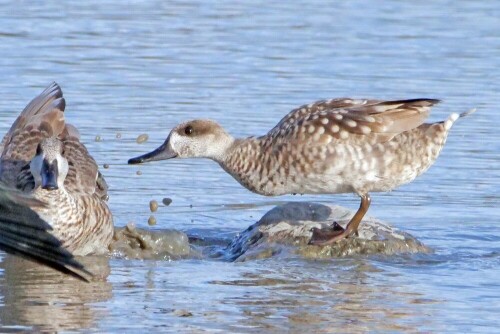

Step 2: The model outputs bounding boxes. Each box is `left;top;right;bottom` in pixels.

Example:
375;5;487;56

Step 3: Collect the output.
128;140;177;164
41;159;59;190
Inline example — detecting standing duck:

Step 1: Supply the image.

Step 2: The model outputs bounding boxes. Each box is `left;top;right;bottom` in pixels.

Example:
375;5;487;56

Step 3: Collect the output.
128;98;474;245
0;83;113;255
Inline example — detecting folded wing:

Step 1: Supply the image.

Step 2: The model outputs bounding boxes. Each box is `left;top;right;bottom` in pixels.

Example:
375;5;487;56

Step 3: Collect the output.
266;98;439;146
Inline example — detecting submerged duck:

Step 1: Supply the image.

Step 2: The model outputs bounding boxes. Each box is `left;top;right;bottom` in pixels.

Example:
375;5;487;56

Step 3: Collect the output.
0;83;113;255
128;98;474;245
0;184;91;281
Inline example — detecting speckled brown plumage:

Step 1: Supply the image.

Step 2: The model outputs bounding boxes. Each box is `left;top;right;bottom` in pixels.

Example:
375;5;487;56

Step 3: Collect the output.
0;83;113;255
129;97;475;244
221;99;457;197
0;183;90;280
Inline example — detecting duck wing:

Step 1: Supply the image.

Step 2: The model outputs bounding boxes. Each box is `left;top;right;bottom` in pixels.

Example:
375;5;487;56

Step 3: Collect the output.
266;98;439;146
61;129;108;199
0;83;66;189
0;83;108;200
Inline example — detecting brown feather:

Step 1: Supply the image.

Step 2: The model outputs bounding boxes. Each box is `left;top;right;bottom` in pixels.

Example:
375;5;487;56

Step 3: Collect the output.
0;183;91;281
0;83;113;256
0;83;106;198
265;98;439;147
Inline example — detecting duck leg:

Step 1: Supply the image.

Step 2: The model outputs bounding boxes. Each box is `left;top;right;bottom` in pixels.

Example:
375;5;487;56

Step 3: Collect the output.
309;194;371;245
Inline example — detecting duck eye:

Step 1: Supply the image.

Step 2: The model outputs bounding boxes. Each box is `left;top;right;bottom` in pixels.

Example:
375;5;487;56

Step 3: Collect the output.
184;125;193;136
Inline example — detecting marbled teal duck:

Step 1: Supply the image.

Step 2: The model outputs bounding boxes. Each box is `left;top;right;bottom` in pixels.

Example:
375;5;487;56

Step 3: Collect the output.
0;183;91;281
128;98;474;244
0;83;113;255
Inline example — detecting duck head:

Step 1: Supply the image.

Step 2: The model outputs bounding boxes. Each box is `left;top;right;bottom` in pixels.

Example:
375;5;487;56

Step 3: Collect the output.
30;137;69;190
128;120;234;164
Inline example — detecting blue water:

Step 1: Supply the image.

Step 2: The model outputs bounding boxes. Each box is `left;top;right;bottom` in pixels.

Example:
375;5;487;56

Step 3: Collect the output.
0;0;498;332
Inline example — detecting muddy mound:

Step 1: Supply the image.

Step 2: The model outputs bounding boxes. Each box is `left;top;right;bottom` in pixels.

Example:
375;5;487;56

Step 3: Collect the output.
224;202;431;261
110;224;191;260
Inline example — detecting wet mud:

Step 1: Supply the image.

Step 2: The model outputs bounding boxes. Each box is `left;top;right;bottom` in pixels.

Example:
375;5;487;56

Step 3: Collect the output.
110;202;430;263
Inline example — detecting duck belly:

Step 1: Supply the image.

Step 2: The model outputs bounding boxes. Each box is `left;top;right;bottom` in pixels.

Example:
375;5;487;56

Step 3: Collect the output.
32;190;113;256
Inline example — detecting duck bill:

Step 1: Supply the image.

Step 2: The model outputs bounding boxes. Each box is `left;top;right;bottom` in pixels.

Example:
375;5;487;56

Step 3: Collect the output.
128;139;177;164
41;159;59;190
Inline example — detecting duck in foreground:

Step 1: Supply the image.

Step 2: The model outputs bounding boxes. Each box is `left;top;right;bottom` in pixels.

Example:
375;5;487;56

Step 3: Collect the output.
0;184;91;281
0;83;113;256
129;98;475;245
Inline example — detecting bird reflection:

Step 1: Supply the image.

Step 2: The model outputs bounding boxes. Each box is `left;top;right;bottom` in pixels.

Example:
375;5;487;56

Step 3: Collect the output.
0;255;112;332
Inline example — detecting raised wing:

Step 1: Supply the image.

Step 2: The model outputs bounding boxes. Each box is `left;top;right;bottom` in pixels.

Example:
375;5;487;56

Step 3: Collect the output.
265;98;439;146
0;83;108;199
62;131;108;197
0;83;66;188
1;82;65;151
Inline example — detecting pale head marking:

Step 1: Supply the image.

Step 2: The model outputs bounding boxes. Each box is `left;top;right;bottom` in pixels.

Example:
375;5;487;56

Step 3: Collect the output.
136;119;236;163
30;137;69;190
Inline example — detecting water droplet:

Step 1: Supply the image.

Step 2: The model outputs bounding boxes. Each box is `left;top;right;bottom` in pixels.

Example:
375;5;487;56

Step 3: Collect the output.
148;216;157;226
149;200;158;212
136;134;149;144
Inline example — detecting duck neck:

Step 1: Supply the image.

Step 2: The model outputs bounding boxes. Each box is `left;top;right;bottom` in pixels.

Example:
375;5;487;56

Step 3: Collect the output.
208;135;239;163
217;137;269;193
33;186;75;209
31;186;79;224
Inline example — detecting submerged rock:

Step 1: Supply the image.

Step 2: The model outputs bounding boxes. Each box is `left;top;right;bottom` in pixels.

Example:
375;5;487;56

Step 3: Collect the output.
224;202;431;261
110;225;190;260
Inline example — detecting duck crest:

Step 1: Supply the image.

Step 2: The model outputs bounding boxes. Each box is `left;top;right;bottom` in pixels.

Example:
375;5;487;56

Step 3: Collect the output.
0;83;113;256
